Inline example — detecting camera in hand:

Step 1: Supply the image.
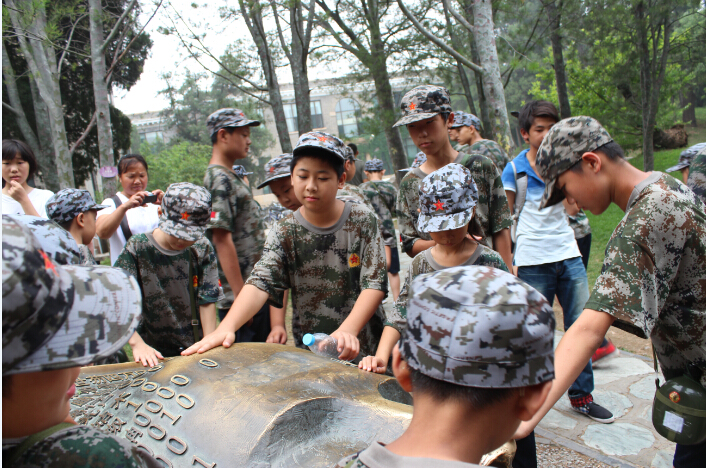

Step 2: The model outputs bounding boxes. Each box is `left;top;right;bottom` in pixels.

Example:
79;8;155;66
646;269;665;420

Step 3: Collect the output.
142;193;158;205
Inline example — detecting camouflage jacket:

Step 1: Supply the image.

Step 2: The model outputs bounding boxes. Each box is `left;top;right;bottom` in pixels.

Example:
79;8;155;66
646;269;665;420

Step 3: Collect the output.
359;180;397;247
78;244;97;265
334;442;483;467
387;244;509;332
245;202;387;356
204;164;265;308
585;173;706;379
396;153;512;254
2;425;160;468
568;209;591;239
114;232;222;356
338;183;376;212
687;149;706;205
464;139;510;172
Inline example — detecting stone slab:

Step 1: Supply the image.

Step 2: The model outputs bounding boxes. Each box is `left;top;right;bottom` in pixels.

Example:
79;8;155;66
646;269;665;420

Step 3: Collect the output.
581;423;655;456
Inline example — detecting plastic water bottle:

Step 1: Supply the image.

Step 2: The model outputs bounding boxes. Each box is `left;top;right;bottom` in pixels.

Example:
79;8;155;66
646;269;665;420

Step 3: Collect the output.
302;333;340;359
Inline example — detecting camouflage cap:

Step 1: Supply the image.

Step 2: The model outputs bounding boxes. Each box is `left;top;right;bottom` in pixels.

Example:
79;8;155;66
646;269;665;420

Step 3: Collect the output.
450;111;482;131
393;85;452;128
206;108;261;138
399;266;556;388
417;164;478;233
293;131;347;161
666;142;706;173
45;188;109;224
343;145;360;162
7;214;82;265
2;215;142;375
399;152;427;172
364;159;384;172
257;153;293;189
232;165;253;178
159;182;212;242
536;116;613;209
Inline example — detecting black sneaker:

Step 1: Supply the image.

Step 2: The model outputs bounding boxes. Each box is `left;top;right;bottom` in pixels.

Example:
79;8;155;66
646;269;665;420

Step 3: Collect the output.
571;401;615;423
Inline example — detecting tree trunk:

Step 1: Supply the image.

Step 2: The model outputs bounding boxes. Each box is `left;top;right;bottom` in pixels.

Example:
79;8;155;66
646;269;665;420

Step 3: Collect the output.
470;0;514;152
88;0;117;198
546;0;571;119
290;2;313;134
681;89;697;127
6;0;74;188
29;79;59;191
470;41;491;138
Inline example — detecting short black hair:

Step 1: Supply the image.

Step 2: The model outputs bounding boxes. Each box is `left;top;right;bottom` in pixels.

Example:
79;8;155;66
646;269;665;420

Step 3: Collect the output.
2;139;39;184
518;101;559;134
211;126;238;145
118;154;149;176
410;369;515;408
570;141;626;173
347;142;358;155
291;149;345;179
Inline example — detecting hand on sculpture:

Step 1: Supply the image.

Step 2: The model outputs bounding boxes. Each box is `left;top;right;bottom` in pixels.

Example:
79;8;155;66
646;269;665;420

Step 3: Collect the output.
330;329;360;361
182;328;237;355
131;342;163;367
266;325;287;344
358;355;387;374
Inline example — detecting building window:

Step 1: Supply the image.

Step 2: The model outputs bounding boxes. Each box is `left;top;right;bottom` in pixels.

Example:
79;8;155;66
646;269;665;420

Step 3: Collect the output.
283;103;298;133
311;100;323;128
335;98;361;137
139;131;164;144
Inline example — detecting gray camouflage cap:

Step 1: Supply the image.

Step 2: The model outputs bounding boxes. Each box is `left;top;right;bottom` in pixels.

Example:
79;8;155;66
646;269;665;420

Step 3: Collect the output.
293;131;347;161
2;216;142;375
206;108;261;138
536;116;613;209
45;188;108;224
6;215;82;265
159;182;212;242
232;165;253;178
393;85;452;128
450;111;482;131
257;153;293;189
418;164;478;233
399;152;427;172
666;142;706;173
400;266;556;388
364;159;384;172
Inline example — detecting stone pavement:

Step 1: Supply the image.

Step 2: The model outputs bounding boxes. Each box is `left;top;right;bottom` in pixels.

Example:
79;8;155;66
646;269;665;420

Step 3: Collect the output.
384;238;676;468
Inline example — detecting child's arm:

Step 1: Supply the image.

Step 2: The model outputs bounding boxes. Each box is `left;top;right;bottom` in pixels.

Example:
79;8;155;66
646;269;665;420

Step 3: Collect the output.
266;290;289;344
128;331;163;367
359;325;400;373
332;288;385;361
199;303;217;336
182;284;270;355
211;228;245;296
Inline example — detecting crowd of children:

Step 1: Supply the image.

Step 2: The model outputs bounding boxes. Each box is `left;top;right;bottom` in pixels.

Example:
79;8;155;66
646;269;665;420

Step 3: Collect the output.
3;80;705;468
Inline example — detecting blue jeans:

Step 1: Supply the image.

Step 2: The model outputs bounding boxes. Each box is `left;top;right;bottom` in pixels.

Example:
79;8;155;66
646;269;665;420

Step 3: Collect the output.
518;257;593;398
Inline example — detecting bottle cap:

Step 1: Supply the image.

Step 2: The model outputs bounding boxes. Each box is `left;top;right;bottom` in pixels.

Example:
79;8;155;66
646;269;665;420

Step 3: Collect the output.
302;334;315;346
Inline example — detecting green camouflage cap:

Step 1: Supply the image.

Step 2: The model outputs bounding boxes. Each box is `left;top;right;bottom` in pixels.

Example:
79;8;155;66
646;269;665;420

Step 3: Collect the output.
418;164;478;233
293;131;347;161
232;165;253;178
343;145;359;162
450;111;482;131
666;142;706;173
393;85;452;128
400;266;556;388
536;116;613;209
45;188;109;224
7;214;82;265
206;108;261;138
364;159;384;172
257;153;293;189
159;182;212;242
2;216;142;375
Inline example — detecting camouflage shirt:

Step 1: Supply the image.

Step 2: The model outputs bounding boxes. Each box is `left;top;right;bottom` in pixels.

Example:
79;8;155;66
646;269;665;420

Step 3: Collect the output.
585;173;706;379
568;209;592;239
338;183;376;212
204;164;265;308
359;180;397;247
687;148;706;205
114;232;222;356
396;153;512;254
334;442;483;468
2;425;160;468
77;244;97;265
387;244;509;332
464;139;510;172
245;202;387;356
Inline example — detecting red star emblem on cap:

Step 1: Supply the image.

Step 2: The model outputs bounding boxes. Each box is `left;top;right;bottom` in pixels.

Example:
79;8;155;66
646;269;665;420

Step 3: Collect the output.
39;250;58;276
409;103;416;110
433;200;444;211
182;212;190;220
269;166;276;173
317;135;327;142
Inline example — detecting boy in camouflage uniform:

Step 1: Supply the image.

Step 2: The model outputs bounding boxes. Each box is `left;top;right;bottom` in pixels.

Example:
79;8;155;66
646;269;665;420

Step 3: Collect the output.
515;117;706;468
666;142;706;184
183;131;387;361
451;110;510;171
338;146;376;211
687;144;706;204
359;158;401;301
115;183;222;366
2;216;159;468
336;266;556;468
45;188;109;265
360;164;508;374
393;85;513;270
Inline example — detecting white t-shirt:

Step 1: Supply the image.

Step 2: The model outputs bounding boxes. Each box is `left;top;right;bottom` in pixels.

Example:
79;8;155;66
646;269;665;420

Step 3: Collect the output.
97;193;160;265
1;188;55;218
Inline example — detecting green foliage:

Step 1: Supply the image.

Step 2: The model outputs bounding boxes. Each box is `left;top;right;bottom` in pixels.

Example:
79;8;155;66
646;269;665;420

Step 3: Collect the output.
143;140;212;193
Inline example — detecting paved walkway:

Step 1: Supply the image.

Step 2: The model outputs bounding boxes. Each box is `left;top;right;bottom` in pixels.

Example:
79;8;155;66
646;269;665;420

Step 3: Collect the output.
385;239;675;468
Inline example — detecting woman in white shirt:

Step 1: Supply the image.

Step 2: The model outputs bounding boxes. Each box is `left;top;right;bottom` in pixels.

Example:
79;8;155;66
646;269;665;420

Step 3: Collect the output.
96;154;164;265
2;140;54;218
